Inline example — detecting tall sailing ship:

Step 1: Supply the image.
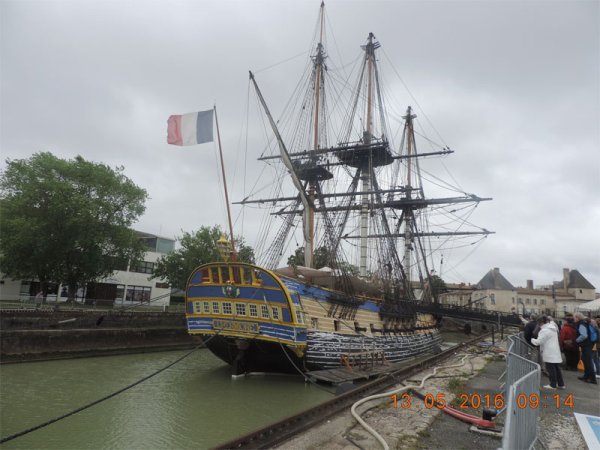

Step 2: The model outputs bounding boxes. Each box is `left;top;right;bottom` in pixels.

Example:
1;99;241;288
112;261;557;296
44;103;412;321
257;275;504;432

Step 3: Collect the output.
184;3;492;376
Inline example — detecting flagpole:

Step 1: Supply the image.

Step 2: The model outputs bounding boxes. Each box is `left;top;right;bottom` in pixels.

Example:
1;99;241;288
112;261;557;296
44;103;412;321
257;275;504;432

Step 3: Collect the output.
214;105;237;260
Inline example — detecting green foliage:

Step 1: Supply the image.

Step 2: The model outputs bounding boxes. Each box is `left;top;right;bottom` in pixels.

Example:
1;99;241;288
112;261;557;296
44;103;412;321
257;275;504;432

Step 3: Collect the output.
0;152;148;300
152;225;255;290
429;274;448;298
287;246;359;275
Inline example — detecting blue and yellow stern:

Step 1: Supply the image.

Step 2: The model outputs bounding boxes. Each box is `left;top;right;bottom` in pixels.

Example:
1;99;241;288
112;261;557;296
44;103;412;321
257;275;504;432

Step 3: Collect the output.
185;262;308;374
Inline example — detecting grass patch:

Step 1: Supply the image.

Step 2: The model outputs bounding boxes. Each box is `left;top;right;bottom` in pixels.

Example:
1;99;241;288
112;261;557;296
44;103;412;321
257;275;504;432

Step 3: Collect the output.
447;377;467;395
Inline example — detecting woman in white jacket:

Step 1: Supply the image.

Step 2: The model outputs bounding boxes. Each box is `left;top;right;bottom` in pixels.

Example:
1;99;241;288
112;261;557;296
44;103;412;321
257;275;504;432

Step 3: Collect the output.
531;316;566;390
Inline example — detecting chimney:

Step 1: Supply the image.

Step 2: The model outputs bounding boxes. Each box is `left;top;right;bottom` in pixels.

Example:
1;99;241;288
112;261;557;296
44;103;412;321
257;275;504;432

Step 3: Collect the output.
526;280;533;290
493;267;500;276
563;268;569;290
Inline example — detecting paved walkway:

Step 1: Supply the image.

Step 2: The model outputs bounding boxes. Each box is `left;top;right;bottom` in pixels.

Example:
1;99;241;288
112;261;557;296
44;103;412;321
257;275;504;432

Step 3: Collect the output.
419;358;599;449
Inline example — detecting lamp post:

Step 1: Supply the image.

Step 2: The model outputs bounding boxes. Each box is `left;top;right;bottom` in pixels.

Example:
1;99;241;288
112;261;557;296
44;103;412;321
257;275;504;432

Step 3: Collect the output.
217;235;231;262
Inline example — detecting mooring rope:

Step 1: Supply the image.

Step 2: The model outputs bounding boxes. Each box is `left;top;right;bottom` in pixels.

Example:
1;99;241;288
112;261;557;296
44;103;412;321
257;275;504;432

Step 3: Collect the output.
0;334;218;444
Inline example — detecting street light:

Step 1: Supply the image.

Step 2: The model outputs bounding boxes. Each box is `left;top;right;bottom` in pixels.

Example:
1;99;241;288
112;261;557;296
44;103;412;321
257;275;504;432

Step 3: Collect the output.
216;235;231;262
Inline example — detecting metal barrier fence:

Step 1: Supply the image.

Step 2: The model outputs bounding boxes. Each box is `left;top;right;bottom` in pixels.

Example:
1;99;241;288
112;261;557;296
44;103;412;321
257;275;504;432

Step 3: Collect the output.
501;334;541;450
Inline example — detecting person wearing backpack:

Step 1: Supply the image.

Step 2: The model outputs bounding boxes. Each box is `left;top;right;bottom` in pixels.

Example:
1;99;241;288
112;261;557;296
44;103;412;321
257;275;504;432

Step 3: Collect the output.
588;316;600;379
574;312;598;384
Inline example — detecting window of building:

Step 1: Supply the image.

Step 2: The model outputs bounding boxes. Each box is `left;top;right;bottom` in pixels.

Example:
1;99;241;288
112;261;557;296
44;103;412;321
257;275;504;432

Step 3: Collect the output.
115;284;125;302
156;238;175;254
130;261;155;274
490;294;495;305
311;318;319;329
222;302;232;315
526;298;530;304
334;320;340;331
235;303;246;316
533;299;537;305
212;301;220;314
126;285;151;303
249;304;258;317
512;298;515;304
261;305;270;319
203;301;210;313
540;299;545;305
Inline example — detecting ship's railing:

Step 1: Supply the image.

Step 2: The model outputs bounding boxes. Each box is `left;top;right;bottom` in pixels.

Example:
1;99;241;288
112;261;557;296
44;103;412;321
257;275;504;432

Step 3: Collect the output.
500;333;541;450
410;301;523;326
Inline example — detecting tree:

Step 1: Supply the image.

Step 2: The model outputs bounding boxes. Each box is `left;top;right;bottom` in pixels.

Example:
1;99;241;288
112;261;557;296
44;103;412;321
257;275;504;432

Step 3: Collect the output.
152;225;255;290
0;152;148;302
429;274;448;300
287;245;359;275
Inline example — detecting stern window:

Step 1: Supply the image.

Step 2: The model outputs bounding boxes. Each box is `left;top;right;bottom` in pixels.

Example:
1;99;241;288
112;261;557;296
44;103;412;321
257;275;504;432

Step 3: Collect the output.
193;301;202;313
261;305;270;319
210;268;220;284
222;302;232;315
212;302;220;314
271;307;280;320
249;304;258;317
200;268;210;283
243;269;253;285
203;301;210;313
235;303;247;316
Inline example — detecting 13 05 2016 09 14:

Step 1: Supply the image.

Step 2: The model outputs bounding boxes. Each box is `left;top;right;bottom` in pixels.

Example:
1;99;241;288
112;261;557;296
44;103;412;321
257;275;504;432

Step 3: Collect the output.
390;392;574;410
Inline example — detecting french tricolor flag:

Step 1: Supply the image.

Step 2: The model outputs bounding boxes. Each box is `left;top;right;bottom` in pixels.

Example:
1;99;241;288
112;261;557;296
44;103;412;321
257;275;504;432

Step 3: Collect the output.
167;109;214;146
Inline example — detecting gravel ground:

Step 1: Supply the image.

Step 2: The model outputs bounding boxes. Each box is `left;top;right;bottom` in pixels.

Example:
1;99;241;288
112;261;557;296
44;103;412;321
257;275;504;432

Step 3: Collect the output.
278;348;497;450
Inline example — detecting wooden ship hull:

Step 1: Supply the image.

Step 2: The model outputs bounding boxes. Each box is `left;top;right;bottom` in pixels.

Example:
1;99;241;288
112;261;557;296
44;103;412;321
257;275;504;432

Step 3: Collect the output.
186;262;440;375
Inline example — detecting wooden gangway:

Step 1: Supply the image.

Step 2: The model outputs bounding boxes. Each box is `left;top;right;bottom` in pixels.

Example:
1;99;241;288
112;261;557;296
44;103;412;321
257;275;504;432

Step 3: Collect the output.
306;350;395;384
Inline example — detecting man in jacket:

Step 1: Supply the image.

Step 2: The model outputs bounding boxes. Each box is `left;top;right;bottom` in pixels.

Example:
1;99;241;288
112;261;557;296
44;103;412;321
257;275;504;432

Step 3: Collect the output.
524;314;538;345
574;312;598;384
531;315;565;389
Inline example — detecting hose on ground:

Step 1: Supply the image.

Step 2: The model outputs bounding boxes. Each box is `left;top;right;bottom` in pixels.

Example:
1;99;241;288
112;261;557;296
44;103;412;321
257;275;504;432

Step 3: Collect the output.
350;353;473;450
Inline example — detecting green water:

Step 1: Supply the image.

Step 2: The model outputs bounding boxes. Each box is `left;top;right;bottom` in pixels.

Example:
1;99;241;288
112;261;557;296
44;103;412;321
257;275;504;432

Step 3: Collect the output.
0;349;331;449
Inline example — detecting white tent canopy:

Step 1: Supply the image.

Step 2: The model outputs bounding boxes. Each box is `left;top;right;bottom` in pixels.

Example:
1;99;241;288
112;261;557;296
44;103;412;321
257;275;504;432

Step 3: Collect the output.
577;298;600;311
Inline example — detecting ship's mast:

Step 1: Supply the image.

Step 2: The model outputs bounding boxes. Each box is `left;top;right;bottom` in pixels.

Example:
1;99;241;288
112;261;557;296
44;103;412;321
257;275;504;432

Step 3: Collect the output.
305;1;326;268
214;106;236;259
403;106;416;284
359;32;376;277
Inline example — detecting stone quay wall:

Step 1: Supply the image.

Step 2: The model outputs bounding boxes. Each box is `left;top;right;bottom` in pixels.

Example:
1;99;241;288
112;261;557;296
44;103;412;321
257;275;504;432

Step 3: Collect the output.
0;310;199;363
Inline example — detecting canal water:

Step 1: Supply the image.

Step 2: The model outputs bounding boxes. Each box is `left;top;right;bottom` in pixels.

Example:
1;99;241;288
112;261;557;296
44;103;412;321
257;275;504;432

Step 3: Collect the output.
0;330;479;449
0;349;331;449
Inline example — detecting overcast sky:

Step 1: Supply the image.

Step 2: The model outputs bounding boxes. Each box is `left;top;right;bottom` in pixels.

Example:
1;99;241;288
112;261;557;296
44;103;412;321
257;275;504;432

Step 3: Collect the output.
1;0;598;291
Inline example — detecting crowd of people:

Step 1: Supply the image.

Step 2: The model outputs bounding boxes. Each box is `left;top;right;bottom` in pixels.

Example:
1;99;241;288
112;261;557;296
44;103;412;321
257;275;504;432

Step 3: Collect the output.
524;312;599;389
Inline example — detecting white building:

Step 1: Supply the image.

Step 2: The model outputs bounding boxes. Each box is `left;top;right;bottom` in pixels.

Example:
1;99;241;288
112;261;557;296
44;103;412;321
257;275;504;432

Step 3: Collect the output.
0;231;175;307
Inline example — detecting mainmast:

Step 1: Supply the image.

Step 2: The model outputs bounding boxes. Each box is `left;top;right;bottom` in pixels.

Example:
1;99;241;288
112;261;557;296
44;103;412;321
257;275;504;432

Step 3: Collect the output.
359;32;378;277
403;106;416;284
306;1;326;268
